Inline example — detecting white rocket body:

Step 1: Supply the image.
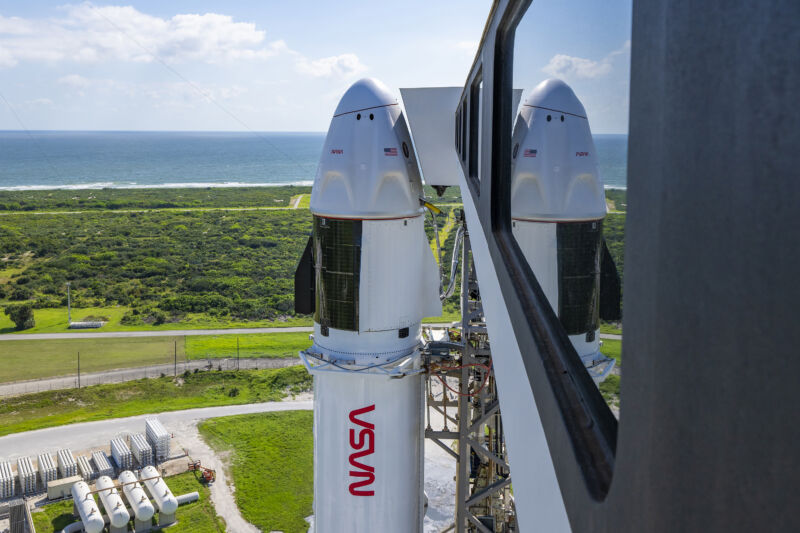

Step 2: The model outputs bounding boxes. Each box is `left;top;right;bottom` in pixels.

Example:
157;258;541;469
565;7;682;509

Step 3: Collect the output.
306;78;441;533
510;79;612;378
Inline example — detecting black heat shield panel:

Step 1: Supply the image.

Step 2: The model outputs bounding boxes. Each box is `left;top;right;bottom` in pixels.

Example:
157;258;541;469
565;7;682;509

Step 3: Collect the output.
599;238;621;321
293;236;315;315
313;217;361;331
557;221;602;335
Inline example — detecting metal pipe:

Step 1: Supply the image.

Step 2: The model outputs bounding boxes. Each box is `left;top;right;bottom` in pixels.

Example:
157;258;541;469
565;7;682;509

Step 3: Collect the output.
176;491;199;505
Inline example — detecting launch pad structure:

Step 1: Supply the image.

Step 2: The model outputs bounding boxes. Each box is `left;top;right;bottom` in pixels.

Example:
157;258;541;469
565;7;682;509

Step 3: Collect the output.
423;220;517;533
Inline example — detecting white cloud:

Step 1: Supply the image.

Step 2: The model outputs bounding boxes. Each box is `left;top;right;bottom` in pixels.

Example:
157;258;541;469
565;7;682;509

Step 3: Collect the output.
58;74;91;89
295;53;367;78
0;4;286;67
542;40;630;80
25;98;53;106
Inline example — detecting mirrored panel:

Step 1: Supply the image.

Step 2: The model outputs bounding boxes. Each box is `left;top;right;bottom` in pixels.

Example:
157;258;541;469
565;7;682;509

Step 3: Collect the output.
510;2;631;415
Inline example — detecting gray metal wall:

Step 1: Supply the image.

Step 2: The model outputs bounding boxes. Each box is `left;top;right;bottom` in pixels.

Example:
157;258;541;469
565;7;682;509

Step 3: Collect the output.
621;0;800;529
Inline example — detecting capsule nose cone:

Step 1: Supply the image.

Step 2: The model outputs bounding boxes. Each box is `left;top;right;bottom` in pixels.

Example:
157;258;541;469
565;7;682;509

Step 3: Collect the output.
525;78;586;118
333;78;397;116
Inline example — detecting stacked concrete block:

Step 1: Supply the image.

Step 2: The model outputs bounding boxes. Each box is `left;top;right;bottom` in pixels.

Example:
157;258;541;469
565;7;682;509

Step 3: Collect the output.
0;461;14;498
110;438;133;471
145;418;171;462
129;433;153;467
38;453;58;486
91;451;114;478
77;455;95;482
57;449;77;478
16;457;36;494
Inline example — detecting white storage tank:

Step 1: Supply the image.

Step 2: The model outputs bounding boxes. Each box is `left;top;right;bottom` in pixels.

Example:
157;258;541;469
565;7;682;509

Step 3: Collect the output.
71;481;105;533
57;449;78;478
141;465;178;515
38;453;57;486
145;418;171;462
17;456;37;494
129;433;153;466
96;475;130;530
0;461;15;498
76;455;95;482
91;451;114;478
119;470;155;522
110;438;133;471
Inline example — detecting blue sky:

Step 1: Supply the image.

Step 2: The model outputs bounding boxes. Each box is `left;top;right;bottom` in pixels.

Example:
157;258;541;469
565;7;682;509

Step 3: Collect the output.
0;1;631;133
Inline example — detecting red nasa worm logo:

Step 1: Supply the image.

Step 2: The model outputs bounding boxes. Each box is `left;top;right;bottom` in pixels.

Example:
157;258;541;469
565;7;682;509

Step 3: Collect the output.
348;404;375;496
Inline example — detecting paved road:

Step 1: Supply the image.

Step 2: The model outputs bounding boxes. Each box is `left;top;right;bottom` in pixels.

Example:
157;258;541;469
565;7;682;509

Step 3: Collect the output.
0;400;312;461
0;357;301;398
0;326;315;341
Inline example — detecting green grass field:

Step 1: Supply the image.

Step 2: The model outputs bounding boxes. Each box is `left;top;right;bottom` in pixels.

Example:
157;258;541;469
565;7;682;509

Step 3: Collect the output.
0;306;313;335
185;331;311;360
199;411;313;533
0;365;312;437
31;472;224;533
0;331;313;383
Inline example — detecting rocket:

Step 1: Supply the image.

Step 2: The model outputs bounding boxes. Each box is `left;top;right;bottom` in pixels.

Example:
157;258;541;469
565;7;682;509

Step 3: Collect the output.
510;78;621;380
295;78;441;532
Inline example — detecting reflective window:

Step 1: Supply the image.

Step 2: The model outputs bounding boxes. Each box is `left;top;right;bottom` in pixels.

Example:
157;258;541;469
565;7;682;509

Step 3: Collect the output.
510;2;631;415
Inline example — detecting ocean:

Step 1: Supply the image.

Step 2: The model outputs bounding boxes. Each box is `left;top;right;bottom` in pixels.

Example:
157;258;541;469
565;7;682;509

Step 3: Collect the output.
0;131;627;190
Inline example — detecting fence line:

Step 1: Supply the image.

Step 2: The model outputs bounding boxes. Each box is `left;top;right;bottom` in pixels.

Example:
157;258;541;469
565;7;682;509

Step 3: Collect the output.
0;356;300;398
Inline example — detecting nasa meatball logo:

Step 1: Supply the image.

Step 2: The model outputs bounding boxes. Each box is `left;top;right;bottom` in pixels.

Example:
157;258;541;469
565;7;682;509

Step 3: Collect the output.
348;404;376;496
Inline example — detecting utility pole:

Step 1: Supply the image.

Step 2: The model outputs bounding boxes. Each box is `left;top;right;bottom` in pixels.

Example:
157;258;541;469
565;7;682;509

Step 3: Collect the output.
66;282;72;325
237;337;240;371
77;351;80;388
174;340;177;377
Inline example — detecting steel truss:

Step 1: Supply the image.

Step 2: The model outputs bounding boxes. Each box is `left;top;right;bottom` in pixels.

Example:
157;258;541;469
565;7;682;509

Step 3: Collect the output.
423;221;517;533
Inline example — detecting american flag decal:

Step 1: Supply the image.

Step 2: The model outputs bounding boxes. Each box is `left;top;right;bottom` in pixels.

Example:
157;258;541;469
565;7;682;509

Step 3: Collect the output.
384;147;398;156
523;149;537;157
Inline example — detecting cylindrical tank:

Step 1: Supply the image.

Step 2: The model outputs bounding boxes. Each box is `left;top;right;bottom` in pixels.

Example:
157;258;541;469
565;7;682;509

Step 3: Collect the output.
119;470;155;521
141;465;178;515
510;78;614;379
305;78;440;533
70;481;105;533
95;475;130;528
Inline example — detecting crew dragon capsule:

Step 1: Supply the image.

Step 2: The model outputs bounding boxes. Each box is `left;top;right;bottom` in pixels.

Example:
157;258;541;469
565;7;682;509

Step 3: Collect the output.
510;78;621;380
295;78;441;533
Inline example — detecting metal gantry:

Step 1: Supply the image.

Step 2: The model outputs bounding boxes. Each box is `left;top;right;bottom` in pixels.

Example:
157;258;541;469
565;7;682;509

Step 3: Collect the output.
424;223;516;533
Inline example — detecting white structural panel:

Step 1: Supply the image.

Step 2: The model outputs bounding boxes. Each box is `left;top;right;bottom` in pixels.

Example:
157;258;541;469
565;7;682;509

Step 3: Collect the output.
57;449;77;479
310;78;424;219
91;451;113;479
96;475;130;528
110;438;132;471
76;455;95;482
72;481;106;533
311;370;424;533
38;453;58;486
145;418;170;461
129;433;153;466
141;465;178;515
399;87;464;187
17;456;36;494
119;470;155;521
461;175;571;532
0;461;14;498
359;216;441;333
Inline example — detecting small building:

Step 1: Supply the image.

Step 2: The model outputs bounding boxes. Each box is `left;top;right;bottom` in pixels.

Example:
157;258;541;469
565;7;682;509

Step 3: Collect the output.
47;475;82;500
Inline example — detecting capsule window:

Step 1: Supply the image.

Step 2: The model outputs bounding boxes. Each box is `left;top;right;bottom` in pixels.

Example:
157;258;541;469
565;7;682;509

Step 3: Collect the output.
356;113;361;120
369;113;374;120
547;114;552;122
